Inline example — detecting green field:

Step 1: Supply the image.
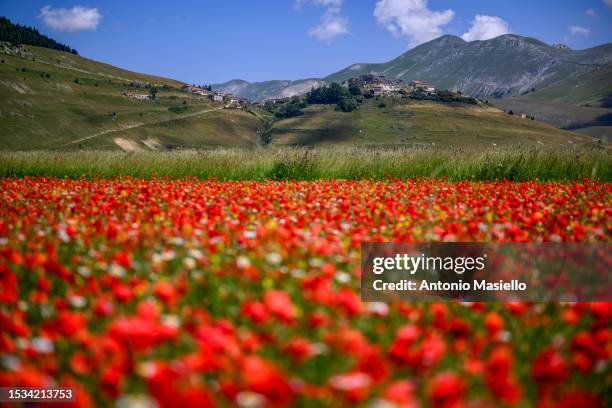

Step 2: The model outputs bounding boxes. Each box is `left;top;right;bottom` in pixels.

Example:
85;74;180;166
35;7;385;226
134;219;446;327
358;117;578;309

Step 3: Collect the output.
1;146;609;181
492;99;612;141
0;42;262;150
271;98;597;148
523;65;612;108
491;65;612;141
75;108;264;150
1;42;604;152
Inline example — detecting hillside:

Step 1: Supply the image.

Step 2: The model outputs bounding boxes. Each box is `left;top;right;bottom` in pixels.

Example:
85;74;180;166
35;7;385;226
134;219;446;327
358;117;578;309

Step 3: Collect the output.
270;98;596;148
521;64;612;107
326;34;612;99
0;38;602;151
491;99;611;141
0;42;262;150
211;34;612;142
324;35;611;140
490;65;612;141
217;35;612;104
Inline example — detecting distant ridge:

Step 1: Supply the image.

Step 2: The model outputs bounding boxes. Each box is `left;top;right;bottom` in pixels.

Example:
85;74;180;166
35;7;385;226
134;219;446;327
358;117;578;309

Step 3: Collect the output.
325;34;612;99
212;78;325;102
215;34;611;104
0;16;78;55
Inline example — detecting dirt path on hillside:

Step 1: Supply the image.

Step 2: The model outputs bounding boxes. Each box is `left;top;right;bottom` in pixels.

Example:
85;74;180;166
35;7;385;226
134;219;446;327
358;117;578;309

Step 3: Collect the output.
65;107;224;145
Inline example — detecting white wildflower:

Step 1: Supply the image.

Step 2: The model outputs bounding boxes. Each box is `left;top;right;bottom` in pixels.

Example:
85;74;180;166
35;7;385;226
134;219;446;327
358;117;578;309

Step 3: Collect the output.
77;266;91;277
162;250;176;261
152;253;163;265
311;343;329;355
236;391;267;408
161;315;180;329
236;256;251;269
58;228;70;243
497;330;512;342
265;252;282;265
116;394;159;408
330;372;371;391
170;237;184;246
309;258;324;267
16;338;29;349
109;263;125;278
334;271;351;283
1;355;21;371
183;257;196;270
41;305;53;319
137;362;158;379
69;295;86;308
188;248;204;259
366;302;389;316
32;337;54;354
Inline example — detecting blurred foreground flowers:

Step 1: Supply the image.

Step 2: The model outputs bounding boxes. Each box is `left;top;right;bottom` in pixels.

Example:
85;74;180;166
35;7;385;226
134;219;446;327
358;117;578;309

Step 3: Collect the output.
0;177;610;407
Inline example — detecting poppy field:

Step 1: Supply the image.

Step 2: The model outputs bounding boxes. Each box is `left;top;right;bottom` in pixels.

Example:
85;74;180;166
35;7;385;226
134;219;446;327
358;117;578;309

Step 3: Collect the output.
0;177;610;407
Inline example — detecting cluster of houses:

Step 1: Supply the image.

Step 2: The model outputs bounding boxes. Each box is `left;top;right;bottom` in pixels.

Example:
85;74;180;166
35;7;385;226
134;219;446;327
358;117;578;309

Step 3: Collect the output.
341;74;437;96
181;85;244;108
507;110;535;120
122;84;245;108
122;92;151;100
408;80;436;93
121;76;446;106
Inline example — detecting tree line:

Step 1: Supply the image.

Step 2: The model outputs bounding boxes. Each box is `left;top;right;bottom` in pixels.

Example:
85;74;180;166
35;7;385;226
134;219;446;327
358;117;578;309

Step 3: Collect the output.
265;82;478;120
266;83;359;119
0;16;78;55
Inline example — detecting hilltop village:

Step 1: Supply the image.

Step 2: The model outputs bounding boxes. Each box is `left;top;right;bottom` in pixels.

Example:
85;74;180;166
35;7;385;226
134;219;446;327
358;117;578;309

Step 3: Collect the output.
342;74;437;96
172;74;448;109
120;74;538;122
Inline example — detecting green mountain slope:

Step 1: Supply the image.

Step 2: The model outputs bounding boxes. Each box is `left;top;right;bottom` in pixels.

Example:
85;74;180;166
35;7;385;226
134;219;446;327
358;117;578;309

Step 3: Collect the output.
0;39;601;151
211;34;612;108
522;65;612;107
270;98;596;148
0;42;262;150
324;34;612;141
490;65;612;141
326;35;612;99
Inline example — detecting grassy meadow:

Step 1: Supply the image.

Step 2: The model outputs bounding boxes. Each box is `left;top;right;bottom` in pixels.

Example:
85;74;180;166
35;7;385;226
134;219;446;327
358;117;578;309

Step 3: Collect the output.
0;42;263;150
2;43;609;181
2;43;603;152
1;146;610;181
270;98;598;147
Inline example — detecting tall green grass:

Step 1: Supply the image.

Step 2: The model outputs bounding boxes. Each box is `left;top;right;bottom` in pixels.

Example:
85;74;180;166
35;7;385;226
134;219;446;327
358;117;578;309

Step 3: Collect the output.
0;146;609;181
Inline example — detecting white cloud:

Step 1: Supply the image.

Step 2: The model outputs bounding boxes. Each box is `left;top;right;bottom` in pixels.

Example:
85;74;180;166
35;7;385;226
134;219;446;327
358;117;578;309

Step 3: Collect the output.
461;15;510;42
309;11;349;41
39;5;101;32
568;25;590;36
585;8;596;16
604;0;612;10
374;0;454;47
299;0;348;41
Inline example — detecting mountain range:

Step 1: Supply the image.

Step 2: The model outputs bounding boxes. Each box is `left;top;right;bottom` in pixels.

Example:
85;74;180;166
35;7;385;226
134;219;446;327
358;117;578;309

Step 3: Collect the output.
1;39;594;150
1;17;609;150
213;34;612;106
212;78;325;102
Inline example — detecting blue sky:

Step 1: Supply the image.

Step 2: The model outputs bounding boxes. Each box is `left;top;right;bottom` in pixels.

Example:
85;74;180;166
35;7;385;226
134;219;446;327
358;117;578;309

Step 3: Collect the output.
2;1;611;84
